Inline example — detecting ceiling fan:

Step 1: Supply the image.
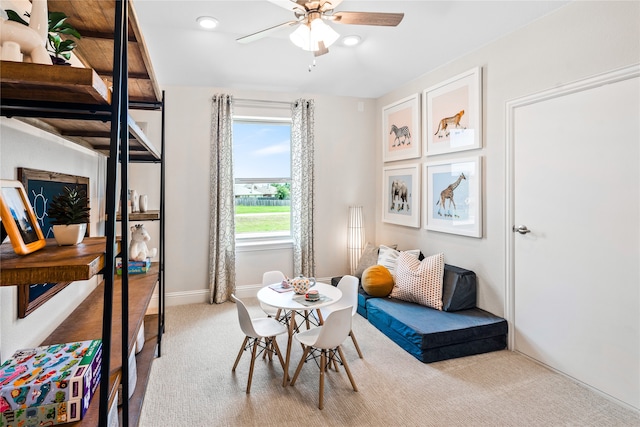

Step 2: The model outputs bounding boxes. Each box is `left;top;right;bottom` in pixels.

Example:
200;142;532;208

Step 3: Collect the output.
237;0;404;56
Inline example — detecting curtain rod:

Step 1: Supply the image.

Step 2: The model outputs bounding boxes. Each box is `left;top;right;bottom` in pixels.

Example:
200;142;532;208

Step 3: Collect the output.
234;98;292;107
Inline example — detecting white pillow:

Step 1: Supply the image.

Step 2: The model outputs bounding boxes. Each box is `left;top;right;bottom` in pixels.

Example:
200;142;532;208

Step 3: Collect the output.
377;245;420;279
391;252;445;310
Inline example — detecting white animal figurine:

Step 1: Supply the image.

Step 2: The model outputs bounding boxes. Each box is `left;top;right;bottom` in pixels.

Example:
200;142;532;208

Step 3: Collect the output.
129;224;157;261
0;0;52;64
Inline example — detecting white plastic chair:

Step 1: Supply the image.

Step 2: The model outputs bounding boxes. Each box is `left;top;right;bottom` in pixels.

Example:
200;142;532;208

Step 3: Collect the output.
318;275;363;358
231;294;287;393
260;270;286;320
290;305;358;409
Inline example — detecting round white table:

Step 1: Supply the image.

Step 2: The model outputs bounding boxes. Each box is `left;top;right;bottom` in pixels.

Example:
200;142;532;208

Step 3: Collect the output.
257;282;342;386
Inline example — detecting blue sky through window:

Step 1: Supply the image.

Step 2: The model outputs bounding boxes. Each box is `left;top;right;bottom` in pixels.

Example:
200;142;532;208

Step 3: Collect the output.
233;121;291;179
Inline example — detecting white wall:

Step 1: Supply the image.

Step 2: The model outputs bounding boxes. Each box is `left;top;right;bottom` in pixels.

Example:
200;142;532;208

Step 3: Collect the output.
374;0;640;317
0;118;107;360
156;87;376;305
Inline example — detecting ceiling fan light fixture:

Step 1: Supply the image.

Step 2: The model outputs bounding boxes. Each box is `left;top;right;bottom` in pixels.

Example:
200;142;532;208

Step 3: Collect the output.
290;23;313;50
310;18;339;48
341;35;362;47
197;16;219;30
290;17;340;52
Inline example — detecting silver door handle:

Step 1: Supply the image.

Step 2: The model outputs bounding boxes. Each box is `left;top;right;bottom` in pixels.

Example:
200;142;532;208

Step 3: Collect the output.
513;225;531;234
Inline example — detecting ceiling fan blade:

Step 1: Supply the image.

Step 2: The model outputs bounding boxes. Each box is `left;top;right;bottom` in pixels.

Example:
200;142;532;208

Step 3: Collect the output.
267;0;307;12
236;20;300;44
331;11;404;26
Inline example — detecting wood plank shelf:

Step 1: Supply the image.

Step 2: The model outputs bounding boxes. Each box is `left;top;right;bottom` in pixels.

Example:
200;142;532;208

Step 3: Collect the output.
117;210;160;221
41;264;159;426
0;237;112;286
0;61;111;105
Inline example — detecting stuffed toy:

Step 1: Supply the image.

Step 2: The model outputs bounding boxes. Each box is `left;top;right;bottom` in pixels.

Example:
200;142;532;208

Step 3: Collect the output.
129;224;157;261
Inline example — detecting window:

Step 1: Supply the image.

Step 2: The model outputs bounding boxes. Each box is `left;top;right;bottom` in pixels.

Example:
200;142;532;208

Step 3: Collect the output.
233;117;291;241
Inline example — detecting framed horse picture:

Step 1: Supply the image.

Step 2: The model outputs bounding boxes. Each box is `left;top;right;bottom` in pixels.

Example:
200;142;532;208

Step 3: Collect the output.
424;157;482;237
382;94;421;162
382;164;420;228
423;67;482;156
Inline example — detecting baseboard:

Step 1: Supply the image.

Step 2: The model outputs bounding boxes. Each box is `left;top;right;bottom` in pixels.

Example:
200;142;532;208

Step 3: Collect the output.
146;276;336;313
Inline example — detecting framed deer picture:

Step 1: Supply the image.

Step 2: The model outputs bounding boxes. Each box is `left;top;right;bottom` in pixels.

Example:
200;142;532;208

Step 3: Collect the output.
382;164;420;228
382;94;421;162
424;157;482;237
423;67;482;156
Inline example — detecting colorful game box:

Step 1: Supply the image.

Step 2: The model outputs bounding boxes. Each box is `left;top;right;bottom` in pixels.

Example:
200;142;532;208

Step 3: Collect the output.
0;399;86;426
0;340;102;425
116;257;151;274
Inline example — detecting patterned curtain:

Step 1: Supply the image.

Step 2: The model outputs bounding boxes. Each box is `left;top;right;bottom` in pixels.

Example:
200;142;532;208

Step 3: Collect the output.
208;94;236;304
291;99;315;277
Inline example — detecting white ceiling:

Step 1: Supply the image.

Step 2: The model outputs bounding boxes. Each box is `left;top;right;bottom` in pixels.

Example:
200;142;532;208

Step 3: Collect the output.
132;0;570;99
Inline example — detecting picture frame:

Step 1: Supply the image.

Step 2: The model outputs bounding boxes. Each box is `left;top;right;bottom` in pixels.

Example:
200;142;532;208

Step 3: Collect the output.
424;157;482;238
16;168;90;318
423;66;482;156
0;180;47;255
382;164;420;228
382;93;421;162
18;168;90;238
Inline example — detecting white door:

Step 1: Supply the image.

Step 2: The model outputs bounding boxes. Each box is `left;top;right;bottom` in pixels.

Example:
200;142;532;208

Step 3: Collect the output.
510;69;639;409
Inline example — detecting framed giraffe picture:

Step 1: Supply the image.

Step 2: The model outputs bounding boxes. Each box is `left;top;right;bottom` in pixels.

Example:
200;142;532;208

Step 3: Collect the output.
423;66;482;156
424;157;482;237
382;163;420;228
382;93;421;162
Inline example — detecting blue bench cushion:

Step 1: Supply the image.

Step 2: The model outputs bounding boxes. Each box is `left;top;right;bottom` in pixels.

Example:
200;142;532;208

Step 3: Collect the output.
366;297;507;363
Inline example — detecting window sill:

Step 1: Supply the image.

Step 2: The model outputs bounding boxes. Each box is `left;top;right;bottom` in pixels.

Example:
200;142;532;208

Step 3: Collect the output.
235;238;293;252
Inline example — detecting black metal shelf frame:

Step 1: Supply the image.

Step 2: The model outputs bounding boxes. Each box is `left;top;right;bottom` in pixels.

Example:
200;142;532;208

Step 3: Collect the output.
0;1;165;425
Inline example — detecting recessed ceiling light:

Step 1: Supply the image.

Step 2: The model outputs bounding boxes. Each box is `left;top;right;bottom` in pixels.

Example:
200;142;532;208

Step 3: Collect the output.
197;16;219;30
341;35;362;47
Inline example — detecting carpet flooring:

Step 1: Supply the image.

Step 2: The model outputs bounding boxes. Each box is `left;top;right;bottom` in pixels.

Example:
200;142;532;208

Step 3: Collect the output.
138;300;640;426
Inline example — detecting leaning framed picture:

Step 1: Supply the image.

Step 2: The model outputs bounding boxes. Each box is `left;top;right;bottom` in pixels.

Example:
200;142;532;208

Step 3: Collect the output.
424;157;482;238
0;180;47;255
423;66;482;156
382;164;420;228
382;94;421;162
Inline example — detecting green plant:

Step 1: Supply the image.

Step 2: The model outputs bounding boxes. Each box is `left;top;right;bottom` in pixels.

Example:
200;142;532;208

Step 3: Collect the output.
47;186;90;225
6;9;81;61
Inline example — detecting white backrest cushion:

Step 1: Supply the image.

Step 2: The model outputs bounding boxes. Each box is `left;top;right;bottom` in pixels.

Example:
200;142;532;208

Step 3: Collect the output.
377;245;420;279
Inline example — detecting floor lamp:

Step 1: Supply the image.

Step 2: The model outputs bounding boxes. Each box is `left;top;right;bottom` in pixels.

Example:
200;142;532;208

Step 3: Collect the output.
348;206;365;275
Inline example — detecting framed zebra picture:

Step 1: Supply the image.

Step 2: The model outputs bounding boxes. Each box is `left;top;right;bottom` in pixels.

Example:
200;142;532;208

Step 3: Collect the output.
382;163;420;228
423;66;482;156
382;93;421;162
424;157;482;238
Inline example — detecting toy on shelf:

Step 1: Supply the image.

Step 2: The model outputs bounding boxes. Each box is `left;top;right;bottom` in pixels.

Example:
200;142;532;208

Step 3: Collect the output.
129;223;157;262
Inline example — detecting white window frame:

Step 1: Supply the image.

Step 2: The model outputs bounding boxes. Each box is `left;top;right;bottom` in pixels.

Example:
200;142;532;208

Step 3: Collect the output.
233;116;292;247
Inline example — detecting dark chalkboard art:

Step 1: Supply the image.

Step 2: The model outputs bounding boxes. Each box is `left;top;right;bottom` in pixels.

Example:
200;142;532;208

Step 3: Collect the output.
16;168;90;318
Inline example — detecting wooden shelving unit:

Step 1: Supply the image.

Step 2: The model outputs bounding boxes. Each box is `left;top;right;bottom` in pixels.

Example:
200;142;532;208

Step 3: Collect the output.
117;210;160;222
41;265;159;427
0;1;165;425
0;238;110;286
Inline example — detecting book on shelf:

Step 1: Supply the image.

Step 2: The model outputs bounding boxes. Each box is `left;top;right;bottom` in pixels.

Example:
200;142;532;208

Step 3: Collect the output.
116;257;151;274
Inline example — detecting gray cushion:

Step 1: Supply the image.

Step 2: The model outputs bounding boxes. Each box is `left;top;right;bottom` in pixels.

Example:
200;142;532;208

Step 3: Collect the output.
442;264;477;311
354;243;397;278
